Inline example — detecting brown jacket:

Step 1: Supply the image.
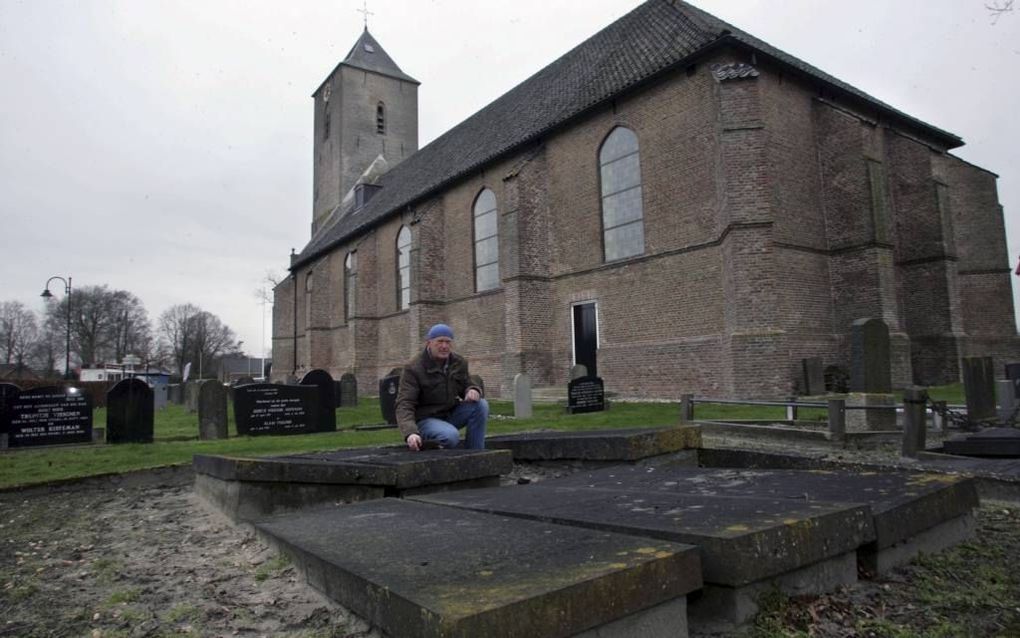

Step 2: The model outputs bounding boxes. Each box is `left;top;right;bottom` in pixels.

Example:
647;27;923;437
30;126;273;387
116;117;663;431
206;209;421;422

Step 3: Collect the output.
395;349;481;440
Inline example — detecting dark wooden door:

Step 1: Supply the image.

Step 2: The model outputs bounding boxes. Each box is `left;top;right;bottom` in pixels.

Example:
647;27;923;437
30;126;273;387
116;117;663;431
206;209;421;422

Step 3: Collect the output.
572;303;598;378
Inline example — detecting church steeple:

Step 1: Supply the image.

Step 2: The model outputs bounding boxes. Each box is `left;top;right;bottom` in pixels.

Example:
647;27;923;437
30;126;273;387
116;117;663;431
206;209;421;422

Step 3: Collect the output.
310;29;419;236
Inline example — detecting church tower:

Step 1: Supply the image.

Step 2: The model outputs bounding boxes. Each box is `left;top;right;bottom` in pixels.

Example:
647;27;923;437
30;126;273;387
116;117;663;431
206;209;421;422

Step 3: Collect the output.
311;29;419;235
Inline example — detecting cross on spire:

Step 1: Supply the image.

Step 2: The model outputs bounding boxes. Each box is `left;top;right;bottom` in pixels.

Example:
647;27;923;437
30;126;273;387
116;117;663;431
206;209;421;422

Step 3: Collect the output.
357;0;374;30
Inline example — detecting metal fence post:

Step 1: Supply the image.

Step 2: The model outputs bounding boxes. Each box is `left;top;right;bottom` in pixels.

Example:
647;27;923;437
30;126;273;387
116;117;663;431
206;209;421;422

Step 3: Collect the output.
828;399;845;444
680;394;694;423
902;387;928;458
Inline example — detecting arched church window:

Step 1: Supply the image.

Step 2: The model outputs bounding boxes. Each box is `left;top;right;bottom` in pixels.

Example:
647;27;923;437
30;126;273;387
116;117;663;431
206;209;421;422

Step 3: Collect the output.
344;251;357;322
396;226;411;310
599;126;645;261
376;102;385;135
473;188;499;292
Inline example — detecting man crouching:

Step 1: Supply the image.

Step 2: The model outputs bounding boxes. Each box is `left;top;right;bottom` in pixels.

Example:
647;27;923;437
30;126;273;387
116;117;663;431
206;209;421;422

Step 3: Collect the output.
396;323;488;451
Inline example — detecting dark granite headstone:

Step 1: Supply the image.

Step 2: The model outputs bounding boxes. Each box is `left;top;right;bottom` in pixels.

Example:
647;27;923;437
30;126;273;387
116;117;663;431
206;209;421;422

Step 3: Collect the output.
567;376;605;414
339;373;358;407
962;356;996;423
106;378;154;444
824;365;849;393
379;374;400;425
0;382;20;436
801;357;825;395
6;386;92;447
300;369;337;432
198;379;229;440
233;383;322;436
1005;363;1020;399
469;374;485;396
850;318;891;393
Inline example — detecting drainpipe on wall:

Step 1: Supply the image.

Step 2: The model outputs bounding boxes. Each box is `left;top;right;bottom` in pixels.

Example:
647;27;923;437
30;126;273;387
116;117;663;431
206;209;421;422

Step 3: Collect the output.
290;248;298;376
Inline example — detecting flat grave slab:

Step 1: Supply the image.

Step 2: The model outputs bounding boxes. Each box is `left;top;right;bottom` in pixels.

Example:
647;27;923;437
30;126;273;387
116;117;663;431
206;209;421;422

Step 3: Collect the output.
256;498;703;638
943;427;1020;458
414;484;871;587
194;448;512;521
485;426;701;462
544;464;979;573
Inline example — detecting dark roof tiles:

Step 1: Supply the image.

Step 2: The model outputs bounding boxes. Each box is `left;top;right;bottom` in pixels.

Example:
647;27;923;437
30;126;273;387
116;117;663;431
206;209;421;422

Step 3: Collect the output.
293;0;962;269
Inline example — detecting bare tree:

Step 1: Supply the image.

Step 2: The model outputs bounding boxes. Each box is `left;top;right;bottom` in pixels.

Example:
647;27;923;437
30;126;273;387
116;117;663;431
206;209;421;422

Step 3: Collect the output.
43;285;151;367
988;0;1015;23
158;304;241;378
0;301;39;369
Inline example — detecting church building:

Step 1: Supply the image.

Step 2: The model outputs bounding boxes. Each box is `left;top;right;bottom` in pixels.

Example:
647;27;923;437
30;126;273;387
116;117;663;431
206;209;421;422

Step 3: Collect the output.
272;0;1018;399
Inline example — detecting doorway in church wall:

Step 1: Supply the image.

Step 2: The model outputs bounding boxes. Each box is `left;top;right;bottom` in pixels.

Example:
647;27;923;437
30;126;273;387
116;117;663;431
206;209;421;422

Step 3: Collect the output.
571;302;598;378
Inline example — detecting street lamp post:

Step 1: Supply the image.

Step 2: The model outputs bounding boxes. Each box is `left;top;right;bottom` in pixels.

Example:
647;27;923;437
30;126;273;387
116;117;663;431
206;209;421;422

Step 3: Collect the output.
41;276;72;380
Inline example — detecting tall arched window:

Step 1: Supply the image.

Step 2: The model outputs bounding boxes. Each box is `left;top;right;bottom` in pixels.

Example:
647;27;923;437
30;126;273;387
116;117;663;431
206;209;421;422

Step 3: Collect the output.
344;251;357;322
599;126;645;261
473;188;499;292
396;226;411;310
376;102;385;134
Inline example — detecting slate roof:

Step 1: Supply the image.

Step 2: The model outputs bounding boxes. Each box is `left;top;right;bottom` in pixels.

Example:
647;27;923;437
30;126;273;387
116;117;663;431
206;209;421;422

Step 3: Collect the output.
293;0;963;270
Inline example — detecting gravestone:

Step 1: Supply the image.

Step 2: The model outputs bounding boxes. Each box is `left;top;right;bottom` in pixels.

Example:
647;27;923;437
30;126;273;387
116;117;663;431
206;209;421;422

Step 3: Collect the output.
300;369;338;432
569;364;588;381
168;383;184;405
185;381;202;413
0;382;20;437
233;376;255;387
339;373;358;407
850;318;891;393
469;374;485;396
106;379;154;444
962;356;996;423
800;357;825;395
379;374;400;425
513;373;532;419
824;365;849;393
153;384;168;411
1005;363;1020;399
233;383;323;436
198;379;229;440
6;386;93;447
285;375;298;385
567;376;605;414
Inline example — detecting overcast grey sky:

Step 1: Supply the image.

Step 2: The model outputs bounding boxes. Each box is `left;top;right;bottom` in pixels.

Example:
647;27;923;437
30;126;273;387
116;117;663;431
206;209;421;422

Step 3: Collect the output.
1;0;1017;361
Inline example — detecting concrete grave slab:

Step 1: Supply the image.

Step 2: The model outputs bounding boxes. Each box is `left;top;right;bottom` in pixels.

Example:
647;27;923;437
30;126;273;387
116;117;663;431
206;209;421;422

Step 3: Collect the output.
256;498;702;638
944;427;1020;458
486;426;702;462
414;484;871;587
545;464;979;573
194;448;512;521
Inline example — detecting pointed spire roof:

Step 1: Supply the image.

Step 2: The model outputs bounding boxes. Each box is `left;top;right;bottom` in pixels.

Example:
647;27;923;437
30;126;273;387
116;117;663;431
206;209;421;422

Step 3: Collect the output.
340;29;419;84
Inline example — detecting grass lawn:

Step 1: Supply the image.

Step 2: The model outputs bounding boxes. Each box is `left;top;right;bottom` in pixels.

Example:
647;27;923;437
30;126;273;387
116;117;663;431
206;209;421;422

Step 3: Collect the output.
0;383;965;489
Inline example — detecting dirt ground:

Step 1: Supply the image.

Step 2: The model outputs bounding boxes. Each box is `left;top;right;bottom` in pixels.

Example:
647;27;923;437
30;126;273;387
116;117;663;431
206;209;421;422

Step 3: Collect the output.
1;443;1019;638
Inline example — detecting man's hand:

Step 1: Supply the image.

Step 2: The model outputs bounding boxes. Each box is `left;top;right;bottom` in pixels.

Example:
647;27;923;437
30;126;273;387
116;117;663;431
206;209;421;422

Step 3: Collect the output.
406;433;422;451
465;388;481;402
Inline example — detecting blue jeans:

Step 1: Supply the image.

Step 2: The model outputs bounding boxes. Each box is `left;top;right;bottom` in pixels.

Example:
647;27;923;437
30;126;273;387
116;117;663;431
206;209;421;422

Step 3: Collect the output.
417;399;489;449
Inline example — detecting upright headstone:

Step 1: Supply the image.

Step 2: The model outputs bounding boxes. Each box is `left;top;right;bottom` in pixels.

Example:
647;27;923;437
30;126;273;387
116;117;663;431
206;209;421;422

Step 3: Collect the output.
962;356;996;424
339;372;358;407
1005;363;1020;399
106;379;154;444
233;383;322;436
567;376;605;414
996;380;1017;424
849;318;891;393
800;357;825;396
233;376;255;387
379;374;400;425
168;383;184;405
6;386;93;447
513;373;532;419
569;364;588;381
300;369;337;432
0;382;20;439
198;379;229;440
469;374;485;396
153;384;168;411
185;381;202;413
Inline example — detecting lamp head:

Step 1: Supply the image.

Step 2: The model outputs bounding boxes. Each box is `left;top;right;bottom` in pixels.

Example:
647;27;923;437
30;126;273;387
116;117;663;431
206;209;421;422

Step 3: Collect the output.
40;289;53;299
